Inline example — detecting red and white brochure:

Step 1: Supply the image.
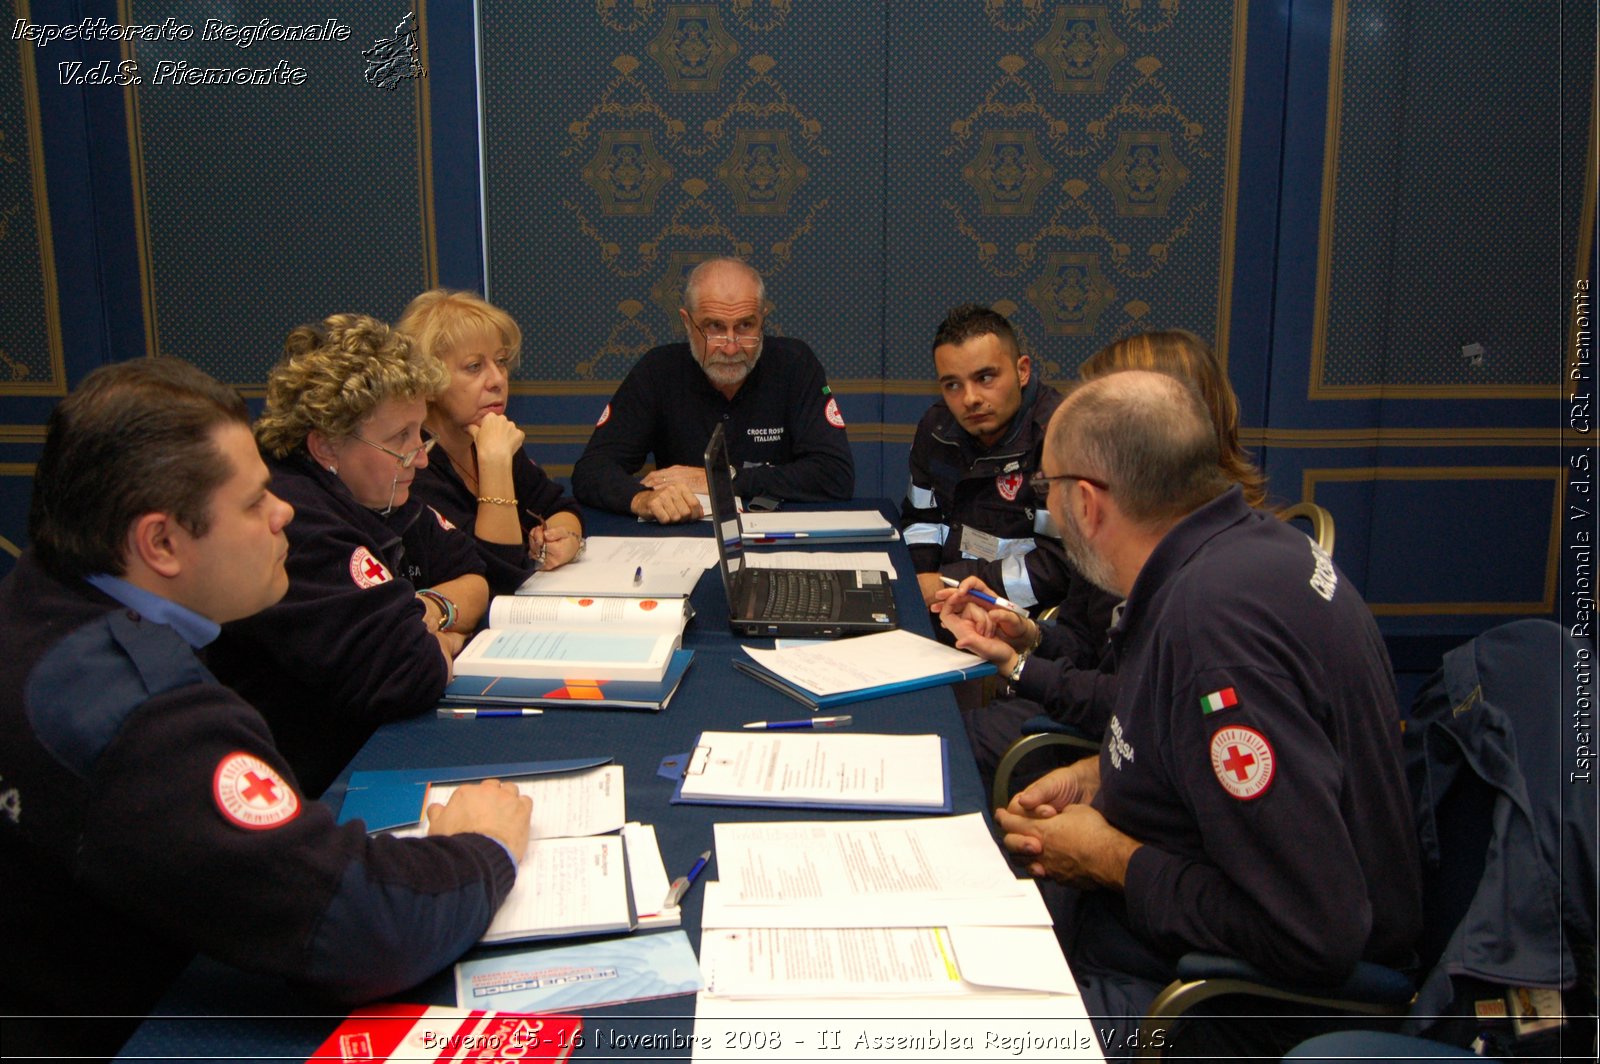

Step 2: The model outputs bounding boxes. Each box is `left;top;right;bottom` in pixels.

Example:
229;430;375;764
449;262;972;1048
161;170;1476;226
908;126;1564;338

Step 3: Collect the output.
309;1003;581;1062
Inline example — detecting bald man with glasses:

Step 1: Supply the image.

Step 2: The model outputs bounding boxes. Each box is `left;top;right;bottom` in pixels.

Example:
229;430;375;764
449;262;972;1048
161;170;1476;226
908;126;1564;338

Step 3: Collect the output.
572;258;854;523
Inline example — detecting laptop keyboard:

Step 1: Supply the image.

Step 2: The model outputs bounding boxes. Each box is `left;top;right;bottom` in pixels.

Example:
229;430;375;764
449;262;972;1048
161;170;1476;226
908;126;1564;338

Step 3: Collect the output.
763;570;834;621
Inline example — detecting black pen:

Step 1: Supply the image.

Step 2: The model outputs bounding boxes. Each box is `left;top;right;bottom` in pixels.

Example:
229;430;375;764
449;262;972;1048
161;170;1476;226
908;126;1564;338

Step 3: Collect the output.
663;849;711;908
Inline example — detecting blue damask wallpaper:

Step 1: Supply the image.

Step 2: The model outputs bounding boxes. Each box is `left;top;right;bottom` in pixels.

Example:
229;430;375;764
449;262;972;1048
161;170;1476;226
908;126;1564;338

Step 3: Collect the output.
482;1;1243;394
885;2;1242;387
481;1;884;387
121;1;435;389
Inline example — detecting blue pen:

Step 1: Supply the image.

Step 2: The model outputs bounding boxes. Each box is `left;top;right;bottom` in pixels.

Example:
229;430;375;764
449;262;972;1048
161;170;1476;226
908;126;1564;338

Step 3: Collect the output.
939;575;1027;615
745;531;810;541
664;849;712;907
437;707;544;718
742;715;853;730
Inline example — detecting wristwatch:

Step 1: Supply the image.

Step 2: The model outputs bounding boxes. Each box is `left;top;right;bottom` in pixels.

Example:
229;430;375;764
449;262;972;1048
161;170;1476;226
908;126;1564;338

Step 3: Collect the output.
1006;622;1045;684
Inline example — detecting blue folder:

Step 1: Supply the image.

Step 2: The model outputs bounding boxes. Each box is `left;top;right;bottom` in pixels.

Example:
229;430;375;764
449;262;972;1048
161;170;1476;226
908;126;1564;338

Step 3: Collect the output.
730;655;995;710
337;757;612;833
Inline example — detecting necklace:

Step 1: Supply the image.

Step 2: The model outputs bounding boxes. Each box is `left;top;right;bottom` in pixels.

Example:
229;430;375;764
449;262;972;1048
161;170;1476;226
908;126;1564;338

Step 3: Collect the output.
445;445;479;493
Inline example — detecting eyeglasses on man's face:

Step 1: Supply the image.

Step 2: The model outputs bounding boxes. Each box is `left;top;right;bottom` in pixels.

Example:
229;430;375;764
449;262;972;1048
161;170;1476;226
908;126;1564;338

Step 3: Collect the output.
350;430;437;468
1029;470;1112;496
687;316;763;349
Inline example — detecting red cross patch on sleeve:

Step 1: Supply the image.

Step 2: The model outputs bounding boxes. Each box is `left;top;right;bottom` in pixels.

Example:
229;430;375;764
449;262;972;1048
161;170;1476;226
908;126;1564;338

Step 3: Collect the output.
349;546;392;588
1209;725;1276;800
429;506;457;531
824;396;846;428
596;403;612;427
213;752;300;830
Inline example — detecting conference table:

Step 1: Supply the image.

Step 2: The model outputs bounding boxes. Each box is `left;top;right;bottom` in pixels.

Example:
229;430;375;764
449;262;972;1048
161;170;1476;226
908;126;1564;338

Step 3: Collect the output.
114;502;1071;1062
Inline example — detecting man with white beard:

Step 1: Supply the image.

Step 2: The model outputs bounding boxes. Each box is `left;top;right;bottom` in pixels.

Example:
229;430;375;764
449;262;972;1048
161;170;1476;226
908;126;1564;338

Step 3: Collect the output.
572;257;853;523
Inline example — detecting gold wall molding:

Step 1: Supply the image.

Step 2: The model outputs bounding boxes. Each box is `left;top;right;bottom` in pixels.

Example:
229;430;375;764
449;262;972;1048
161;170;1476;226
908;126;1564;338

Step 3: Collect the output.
6;0;66;396
1304;465;1561;614
1212;0;1248;368
1308;0;1577;400
1241;426;1563;448
0;424;46;443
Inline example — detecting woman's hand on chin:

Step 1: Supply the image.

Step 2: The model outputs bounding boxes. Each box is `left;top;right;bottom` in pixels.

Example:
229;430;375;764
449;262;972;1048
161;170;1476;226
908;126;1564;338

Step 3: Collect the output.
464;413;525;467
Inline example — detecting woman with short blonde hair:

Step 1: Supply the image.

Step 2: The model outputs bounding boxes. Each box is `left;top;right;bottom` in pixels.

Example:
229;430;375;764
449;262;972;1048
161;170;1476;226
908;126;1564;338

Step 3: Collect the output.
399;289;584;594
209;312;488;796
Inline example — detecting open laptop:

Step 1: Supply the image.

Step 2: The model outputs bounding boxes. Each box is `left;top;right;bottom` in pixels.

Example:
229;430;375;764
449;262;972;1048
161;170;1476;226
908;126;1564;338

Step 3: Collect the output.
703;424;898;637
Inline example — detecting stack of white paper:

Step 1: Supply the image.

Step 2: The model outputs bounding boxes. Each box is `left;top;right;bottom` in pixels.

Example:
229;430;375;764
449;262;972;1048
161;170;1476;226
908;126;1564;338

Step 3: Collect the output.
392;767;676;945
515;535;717;596
691;814;1105;1061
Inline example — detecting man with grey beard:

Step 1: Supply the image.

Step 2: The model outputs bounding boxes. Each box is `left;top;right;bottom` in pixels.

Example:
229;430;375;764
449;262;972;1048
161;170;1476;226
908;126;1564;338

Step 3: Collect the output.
572;257;853;523
939;370;1420;1059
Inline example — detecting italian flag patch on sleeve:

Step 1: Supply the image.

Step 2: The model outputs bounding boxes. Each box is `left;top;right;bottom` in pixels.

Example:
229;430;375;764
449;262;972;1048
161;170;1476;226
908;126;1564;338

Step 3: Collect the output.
1200;687;1239;714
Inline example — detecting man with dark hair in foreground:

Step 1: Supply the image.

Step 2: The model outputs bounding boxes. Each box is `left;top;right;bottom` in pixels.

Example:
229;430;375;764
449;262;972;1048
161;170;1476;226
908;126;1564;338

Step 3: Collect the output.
942;370;1421;1058
0;359;531;1059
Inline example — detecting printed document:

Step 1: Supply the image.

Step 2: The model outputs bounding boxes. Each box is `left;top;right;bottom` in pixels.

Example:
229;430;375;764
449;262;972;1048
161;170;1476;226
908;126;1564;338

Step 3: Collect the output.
711;814;1027;905
699;879;1051;929
739;629;991;697
481;834;631;943
700;925;1077;999
681;731;945;809
516;536;715;596
415;765;625;840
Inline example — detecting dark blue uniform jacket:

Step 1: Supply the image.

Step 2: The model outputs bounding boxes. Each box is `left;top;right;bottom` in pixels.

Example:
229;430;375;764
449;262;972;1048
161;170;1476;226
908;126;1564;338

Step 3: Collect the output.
208;450;484;796
570;337;853;513
0;552;512;1022
1093;487;1422;984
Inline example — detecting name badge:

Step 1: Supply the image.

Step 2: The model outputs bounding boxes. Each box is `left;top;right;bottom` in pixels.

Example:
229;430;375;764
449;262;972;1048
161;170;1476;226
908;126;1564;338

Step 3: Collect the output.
959;525;1003;562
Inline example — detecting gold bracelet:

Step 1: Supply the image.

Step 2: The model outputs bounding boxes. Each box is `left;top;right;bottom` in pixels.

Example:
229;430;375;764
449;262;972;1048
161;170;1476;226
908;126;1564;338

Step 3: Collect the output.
477;495;517;507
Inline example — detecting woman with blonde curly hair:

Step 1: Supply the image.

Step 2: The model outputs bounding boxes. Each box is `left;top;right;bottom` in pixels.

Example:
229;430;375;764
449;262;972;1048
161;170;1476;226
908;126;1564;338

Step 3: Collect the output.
398;289;584;594
208;313;488;795
1078;329;1270;508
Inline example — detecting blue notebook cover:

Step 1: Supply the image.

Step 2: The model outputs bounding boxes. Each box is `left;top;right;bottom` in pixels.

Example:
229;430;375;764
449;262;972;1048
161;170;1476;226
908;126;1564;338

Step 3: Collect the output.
454;931;703;1013
442;649;694;711
730;656;996;711
338;757;612;833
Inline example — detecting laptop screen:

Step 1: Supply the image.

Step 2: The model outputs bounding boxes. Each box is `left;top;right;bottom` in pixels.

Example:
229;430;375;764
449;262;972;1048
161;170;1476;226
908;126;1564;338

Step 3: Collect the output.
702;424;746;599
